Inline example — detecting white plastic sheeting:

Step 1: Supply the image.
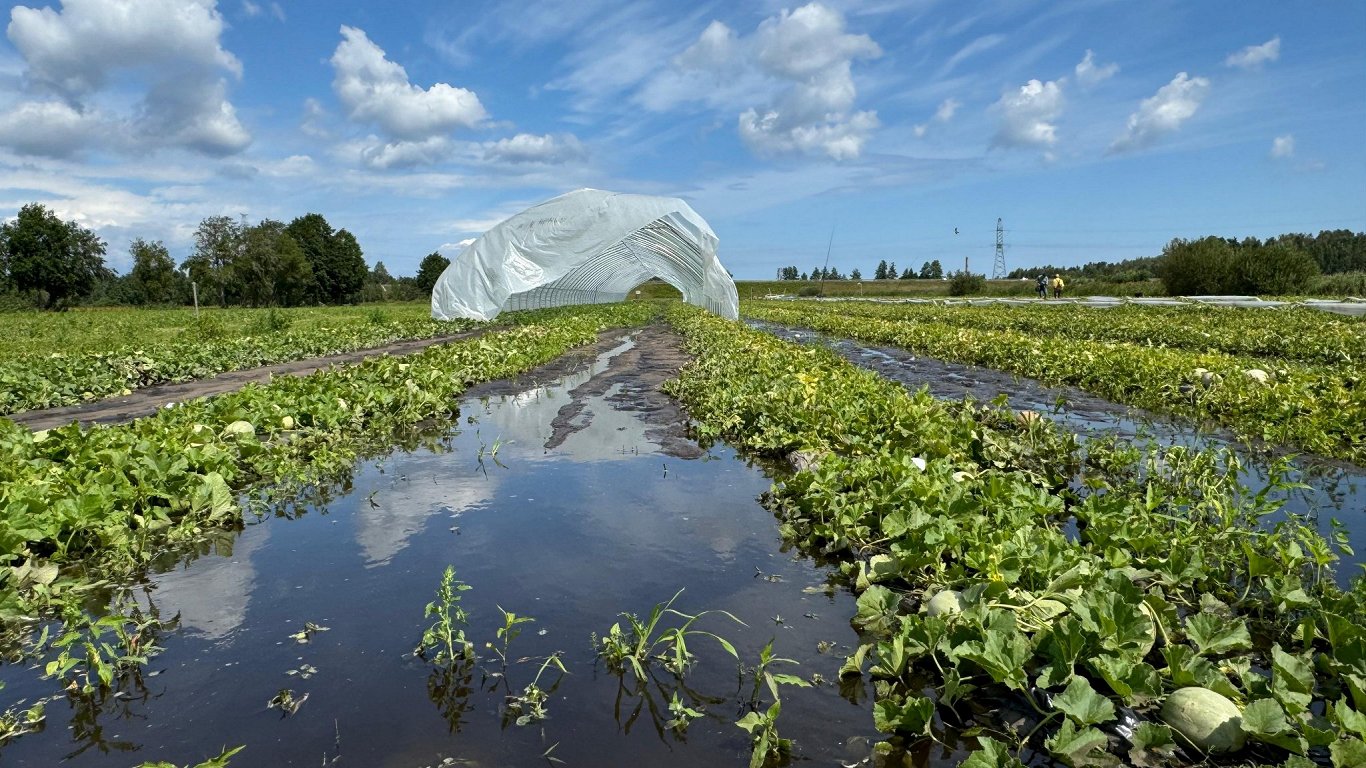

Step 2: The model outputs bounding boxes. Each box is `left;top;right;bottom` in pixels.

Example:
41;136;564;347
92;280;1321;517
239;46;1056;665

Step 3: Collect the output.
431;189;739;321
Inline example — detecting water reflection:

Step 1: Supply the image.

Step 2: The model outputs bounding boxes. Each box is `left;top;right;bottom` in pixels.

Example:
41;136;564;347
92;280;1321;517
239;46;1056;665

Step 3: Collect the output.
150;528;268;639
752;321;1366;563
0;330;878;767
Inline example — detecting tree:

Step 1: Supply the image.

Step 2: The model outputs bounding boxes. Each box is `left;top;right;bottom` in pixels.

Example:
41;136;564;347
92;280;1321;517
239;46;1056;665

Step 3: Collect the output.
129;238;181;305
928;260;944;279
285;214;367;304
184;215;243;307
1157;237;1238;295
900;267;914;279
850;268;862;280
415;251;451;294
0;203;108;308
887;261;897;281
329;228;367;301
233;220;312;306
1234;242;1319;295
874;260;889;280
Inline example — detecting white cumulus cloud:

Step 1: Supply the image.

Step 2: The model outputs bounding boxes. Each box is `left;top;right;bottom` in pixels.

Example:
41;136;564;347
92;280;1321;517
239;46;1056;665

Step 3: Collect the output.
1075;49;1118;87
993;78;1064;149
330;25;486;142
1225;37;1280;69
355;136;455;170
1110;72;1210;153
0;100;102;156
1270;134;1294;158
648;3;882;160
482;133;585;164
2;0;249;157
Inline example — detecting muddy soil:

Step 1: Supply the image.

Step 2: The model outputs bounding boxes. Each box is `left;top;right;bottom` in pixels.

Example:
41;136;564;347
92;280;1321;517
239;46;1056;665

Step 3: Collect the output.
466;323;700;458
9;327;494;431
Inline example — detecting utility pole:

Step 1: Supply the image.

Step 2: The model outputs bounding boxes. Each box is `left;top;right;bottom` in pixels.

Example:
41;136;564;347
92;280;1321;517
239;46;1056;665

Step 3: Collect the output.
818;225;835;296
992;218;1007;279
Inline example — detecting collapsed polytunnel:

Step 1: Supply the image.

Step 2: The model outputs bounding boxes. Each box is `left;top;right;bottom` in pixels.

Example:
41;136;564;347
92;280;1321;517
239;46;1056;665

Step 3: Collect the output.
430;189;739;322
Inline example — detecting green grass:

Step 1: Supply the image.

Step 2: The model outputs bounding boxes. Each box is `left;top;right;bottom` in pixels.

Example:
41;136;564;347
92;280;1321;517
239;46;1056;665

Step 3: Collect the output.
0;302;435;359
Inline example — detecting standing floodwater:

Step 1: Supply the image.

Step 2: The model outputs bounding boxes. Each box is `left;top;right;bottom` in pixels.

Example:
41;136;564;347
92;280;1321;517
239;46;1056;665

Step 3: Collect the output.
750;320;1366;566
0;329;887;767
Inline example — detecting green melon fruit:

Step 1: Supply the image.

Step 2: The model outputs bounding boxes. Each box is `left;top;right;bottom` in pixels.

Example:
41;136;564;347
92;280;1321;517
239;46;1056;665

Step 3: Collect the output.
221;420;256;440
925;590;964;617
1159;687;1245;754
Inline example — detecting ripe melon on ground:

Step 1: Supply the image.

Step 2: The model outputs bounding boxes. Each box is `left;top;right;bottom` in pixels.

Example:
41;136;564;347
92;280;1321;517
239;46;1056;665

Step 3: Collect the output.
1159;687;1245;754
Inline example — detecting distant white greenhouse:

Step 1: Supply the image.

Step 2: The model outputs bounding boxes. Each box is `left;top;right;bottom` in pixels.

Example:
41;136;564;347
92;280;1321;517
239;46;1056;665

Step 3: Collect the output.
431;189;739;321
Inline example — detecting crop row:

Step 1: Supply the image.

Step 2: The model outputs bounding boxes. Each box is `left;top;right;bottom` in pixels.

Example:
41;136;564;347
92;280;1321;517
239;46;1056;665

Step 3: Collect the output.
0;302;440;358
0;302;657;631
743;300;1366;465
0;310;478;416
663;303;1365;767
801;300;1366;366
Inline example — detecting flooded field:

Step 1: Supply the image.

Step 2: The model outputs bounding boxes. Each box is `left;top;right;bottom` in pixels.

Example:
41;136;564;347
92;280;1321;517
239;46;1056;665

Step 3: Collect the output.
0;329;888;767
750;320;1366;568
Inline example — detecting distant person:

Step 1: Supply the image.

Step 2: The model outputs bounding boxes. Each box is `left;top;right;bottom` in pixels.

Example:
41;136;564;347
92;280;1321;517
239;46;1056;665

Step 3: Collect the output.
1036;274;1048;299
1051;274;1065;299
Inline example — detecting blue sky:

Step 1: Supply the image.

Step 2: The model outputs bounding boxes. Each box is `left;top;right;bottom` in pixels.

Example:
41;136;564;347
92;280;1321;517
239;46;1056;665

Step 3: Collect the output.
0;0;1362;280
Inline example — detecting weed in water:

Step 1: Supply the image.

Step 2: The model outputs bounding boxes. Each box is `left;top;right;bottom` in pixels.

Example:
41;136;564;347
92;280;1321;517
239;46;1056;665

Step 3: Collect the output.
736;639;811;768
267;689;307;716
489;606;534;671
0;688;47;745
593;588;744;681
415;566;474;665
664;690;705;734
504;652;568;726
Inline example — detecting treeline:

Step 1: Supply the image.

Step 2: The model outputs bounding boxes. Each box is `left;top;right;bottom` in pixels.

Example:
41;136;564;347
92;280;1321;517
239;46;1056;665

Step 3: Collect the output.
1157;230;1366;296
1157;237;1320;296
776;259;946;281
1009;230;1366;289
0;203;456;310
1007;256;1160;282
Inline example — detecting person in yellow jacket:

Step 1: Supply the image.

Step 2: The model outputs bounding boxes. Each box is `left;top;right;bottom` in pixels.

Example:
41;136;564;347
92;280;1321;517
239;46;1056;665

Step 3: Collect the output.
1050;274;1065;299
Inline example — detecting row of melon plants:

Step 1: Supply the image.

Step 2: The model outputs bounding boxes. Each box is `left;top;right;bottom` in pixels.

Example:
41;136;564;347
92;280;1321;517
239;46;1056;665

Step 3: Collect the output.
743;300;1366;466
0;308;479;416
0;302;660;743
662;303;1366;767
818;300;1366;366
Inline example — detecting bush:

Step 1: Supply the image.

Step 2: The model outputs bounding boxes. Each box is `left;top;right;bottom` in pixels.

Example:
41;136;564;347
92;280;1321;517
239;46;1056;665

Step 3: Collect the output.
797;285;822;297
947;271;985;296
183;315;225;342
1307;271;1366;298
1157;237;1238;295
1232;242;1319;296
251;307;293;334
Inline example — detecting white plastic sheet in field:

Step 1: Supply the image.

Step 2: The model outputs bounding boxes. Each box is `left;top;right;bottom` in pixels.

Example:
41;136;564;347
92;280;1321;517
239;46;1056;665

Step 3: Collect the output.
431;189;739;321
